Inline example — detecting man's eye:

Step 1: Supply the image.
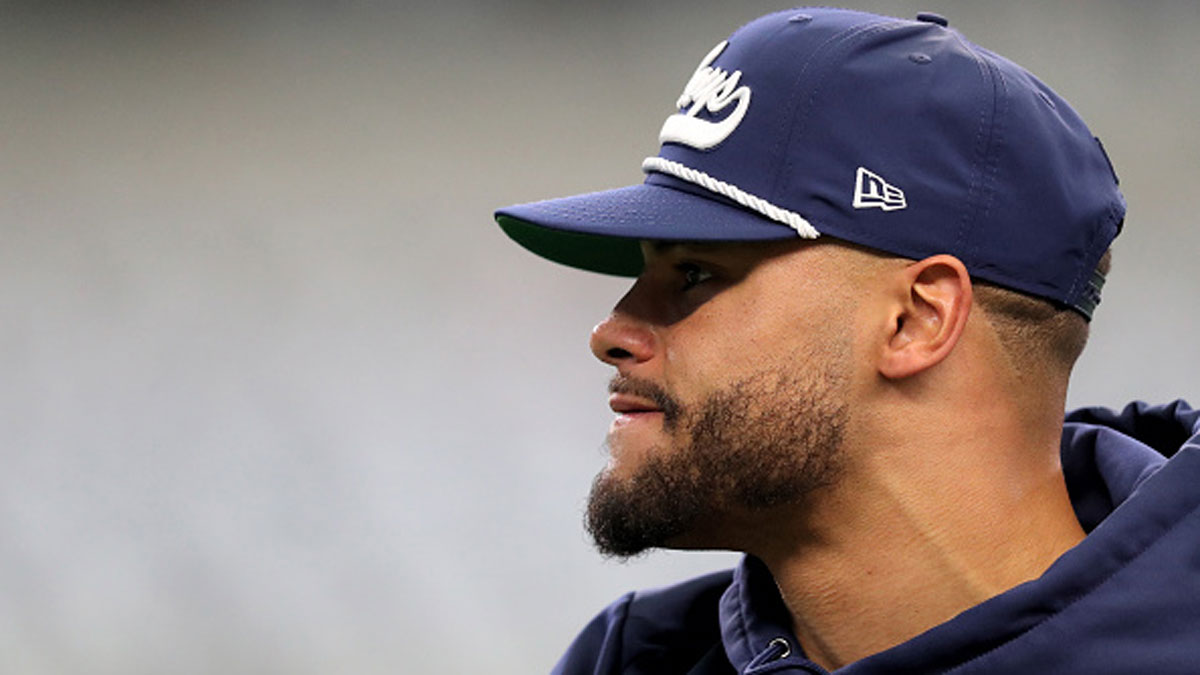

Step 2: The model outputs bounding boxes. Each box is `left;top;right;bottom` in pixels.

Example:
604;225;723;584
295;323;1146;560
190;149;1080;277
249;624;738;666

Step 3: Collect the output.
678;263;713;291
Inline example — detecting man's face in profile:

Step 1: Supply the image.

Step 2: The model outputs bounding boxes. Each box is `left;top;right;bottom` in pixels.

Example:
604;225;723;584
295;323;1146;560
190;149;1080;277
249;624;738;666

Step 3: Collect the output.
584;239;862;557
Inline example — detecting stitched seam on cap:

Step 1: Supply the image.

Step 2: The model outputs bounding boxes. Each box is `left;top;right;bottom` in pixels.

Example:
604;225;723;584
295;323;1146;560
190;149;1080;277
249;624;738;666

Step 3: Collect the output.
953;35;1001;276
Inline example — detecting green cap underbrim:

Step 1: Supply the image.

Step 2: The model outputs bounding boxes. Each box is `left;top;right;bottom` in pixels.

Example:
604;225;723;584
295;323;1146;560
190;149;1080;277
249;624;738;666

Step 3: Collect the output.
496;214;644;277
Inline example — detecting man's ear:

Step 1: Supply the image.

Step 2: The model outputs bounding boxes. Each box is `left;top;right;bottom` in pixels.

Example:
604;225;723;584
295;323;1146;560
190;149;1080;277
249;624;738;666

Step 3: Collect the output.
878;255;973;380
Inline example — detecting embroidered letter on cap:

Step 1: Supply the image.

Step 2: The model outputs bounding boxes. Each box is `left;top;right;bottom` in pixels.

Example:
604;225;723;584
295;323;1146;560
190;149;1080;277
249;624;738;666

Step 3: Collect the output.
853;167;907;211
659;41;752;150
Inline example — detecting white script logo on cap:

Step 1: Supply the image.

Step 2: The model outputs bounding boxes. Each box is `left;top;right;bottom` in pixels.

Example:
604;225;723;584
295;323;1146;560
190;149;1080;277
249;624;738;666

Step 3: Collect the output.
659;41;752;150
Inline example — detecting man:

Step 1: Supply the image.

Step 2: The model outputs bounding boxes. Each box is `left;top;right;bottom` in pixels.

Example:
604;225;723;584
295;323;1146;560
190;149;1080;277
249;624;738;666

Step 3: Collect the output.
494;8;1200;674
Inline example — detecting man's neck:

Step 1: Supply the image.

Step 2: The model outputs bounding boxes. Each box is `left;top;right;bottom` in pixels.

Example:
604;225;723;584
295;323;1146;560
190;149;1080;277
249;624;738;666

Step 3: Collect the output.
750;433;1085;671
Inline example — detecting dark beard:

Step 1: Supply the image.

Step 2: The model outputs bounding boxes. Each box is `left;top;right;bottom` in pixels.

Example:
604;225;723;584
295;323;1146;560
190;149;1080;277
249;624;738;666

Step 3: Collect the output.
585;367;848;558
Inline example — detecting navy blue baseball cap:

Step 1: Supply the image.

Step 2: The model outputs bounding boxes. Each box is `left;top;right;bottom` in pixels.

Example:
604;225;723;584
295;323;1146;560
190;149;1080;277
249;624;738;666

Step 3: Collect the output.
494;8;1125;318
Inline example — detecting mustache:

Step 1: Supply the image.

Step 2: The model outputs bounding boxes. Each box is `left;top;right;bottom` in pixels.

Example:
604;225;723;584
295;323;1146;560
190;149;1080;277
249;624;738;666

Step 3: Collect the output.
608;375;683;425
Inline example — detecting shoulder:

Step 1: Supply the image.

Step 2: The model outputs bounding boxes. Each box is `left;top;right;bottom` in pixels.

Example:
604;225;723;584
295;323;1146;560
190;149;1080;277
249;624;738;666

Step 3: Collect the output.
551;569;734;675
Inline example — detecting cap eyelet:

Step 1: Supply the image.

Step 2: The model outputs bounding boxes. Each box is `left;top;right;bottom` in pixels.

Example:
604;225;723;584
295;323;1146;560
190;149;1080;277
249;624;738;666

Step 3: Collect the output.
909;53;932;65
789;13;813;24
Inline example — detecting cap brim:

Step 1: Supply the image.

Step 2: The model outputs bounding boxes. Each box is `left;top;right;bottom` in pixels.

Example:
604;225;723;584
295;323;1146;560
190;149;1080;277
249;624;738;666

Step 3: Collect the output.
495;180;801;277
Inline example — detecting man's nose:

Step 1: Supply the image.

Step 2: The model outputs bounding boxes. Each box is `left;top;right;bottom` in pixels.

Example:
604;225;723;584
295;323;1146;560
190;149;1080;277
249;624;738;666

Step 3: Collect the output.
590;311;655;370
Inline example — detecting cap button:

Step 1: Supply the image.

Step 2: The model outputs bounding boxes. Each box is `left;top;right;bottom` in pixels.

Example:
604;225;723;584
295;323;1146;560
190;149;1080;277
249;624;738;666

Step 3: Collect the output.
916;12;949;27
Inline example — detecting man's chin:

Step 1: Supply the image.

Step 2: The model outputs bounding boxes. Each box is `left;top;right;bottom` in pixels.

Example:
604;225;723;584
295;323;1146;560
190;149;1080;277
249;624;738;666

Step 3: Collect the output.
584;459;712;558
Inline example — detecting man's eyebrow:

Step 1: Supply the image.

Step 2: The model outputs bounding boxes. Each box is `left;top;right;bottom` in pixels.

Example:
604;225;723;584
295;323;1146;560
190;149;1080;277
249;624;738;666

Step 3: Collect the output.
647;241;682;255
647;241;719;256
641;241;684;262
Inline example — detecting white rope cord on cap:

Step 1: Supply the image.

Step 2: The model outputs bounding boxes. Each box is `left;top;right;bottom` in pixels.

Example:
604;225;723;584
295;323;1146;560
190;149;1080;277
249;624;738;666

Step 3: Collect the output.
641;156;821;239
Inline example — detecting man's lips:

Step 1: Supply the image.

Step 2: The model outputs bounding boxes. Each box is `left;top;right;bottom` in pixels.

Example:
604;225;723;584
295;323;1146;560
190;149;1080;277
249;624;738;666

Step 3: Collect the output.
608;393;663;415
606;375;678;429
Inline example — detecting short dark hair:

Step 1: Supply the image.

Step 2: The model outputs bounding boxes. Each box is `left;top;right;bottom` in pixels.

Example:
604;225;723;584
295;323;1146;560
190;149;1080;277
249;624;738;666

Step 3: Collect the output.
973;249;1113;376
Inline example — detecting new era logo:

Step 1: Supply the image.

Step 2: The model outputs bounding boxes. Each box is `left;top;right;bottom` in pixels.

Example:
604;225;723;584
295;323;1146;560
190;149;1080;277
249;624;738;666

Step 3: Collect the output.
853;167;907;211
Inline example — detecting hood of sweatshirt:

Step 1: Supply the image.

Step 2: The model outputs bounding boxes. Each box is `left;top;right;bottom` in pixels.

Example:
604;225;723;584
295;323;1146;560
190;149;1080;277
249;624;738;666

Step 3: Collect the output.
719;400;1200;674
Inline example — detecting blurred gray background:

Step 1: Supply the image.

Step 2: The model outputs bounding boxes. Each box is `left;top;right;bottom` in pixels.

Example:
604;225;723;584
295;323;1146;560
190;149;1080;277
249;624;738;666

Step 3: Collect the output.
1;1;1197;673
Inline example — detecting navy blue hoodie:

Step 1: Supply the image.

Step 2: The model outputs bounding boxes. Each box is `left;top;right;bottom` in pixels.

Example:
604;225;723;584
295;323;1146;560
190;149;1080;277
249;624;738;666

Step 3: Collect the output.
553;401;1200;674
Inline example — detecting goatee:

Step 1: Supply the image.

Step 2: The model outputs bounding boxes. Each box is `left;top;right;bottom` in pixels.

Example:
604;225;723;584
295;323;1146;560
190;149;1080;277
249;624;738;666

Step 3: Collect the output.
585;366;848;558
